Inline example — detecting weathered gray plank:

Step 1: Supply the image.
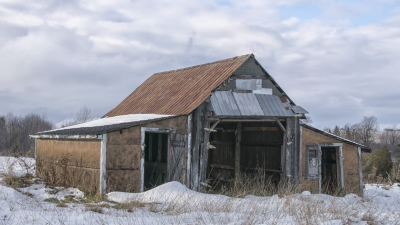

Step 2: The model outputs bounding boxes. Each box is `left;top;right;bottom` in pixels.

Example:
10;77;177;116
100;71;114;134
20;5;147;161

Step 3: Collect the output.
199;116;210;189
235;122;242;178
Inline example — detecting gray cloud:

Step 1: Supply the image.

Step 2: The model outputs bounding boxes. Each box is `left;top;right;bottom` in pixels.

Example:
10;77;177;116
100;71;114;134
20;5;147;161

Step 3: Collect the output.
0;0;399;129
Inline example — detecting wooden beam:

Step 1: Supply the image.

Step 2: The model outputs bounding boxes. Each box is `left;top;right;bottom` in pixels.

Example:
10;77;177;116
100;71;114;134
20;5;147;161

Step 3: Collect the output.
29;134;98;139
100;133;107;195
210;119;221;129
244;127;279;131
210;164;234;170
235;122;242;178
276;119;286;133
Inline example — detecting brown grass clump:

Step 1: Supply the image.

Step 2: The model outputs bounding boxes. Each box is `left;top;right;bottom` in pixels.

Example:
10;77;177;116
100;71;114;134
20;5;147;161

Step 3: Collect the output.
113;201;145;212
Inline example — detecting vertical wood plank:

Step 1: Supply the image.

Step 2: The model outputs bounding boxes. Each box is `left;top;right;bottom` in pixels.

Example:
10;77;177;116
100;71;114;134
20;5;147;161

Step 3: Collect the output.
100;133;107;195
140;128;146;192
358;147;363;196
339;145;344;190
199;116;210;188
158;133;162;162
186;114;192;187
35;138;38;177
148;133;152;161
235;122;242;178
285;118;293;183
299;126;303;189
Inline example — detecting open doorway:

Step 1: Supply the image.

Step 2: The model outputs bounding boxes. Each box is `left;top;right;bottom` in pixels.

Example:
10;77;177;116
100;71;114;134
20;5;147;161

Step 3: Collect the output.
321;147;338;192
144;132;169;189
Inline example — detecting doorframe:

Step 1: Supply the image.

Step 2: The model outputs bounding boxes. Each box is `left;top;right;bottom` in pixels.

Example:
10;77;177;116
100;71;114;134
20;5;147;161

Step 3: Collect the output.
140;127;175;192
317;143;344;193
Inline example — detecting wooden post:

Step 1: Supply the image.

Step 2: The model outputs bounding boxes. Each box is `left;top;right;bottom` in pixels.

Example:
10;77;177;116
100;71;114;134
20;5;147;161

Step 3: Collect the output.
235;122;242;178
293;117;299;184
186;114;192;187
158;133;162;162
199;115;210;188
358;147;363;196
148;133;152;161
100;133;107;195
338;145;344;190
34;138;38;177
285;118;293;182
299;126;303;189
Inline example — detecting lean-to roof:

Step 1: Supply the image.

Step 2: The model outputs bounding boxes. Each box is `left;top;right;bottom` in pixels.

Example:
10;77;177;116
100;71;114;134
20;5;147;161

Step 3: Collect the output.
103;54;252;117
301;122;372;152
37;114;176;135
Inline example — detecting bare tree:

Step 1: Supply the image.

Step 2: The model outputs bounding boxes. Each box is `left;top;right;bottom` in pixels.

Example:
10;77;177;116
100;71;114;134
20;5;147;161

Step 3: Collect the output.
0;113;53;156
358;116;379;147
74;105;92;125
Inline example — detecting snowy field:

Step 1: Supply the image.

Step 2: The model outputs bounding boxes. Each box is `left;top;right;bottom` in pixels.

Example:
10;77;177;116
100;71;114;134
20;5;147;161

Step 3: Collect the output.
0;156;399;225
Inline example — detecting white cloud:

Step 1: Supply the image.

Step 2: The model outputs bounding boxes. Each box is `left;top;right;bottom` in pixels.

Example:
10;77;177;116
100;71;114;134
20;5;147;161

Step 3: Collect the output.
0;0;399;128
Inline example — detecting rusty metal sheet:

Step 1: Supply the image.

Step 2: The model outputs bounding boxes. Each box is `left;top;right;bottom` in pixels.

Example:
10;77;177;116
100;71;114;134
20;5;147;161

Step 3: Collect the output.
103;54;252;117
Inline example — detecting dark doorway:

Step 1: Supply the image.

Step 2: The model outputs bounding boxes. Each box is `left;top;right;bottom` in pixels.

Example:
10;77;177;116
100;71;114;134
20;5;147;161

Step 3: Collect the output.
144;132;169;189
321;147;338;192
208;121;283;184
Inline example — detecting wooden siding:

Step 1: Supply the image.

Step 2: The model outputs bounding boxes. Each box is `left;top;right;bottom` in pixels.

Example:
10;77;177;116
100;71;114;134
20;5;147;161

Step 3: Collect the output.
36;139;101;193
302;127;361;194
106;116;188;192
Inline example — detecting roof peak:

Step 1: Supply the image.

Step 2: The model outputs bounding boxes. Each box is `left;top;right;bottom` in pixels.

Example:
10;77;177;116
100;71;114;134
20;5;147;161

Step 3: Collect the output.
154;53;253;75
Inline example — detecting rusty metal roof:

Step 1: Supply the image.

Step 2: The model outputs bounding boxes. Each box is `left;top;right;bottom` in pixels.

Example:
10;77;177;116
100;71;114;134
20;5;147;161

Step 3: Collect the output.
104;54;252;117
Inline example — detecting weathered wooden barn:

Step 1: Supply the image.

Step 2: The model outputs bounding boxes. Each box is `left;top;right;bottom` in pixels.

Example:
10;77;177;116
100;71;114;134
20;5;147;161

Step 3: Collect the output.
31;54;371;195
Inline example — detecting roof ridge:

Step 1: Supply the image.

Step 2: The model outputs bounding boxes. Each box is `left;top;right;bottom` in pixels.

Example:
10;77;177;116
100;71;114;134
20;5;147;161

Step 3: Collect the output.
153;54;252;75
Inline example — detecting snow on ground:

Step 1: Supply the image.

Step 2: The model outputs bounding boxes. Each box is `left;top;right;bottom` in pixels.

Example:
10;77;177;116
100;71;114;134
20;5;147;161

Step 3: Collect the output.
0;156;35;177
0;156;399;224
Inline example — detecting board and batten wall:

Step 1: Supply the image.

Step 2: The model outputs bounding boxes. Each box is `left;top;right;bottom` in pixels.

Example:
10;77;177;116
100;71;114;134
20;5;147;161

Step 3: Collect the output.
36;139;101;193
106;116;188;192
301;127;361;194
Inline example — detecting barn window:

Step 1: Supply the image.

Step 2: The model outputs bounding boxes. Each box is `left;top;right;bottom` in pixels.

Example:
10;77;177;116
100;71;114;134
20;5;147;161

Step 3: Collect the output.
236;79;262;90
306;145;320;180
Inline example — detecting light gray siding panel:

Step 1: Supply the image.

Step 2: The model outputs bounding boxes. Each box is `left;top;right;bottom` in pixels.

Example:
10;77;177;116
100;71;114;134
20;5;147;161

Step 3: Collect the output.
291;105;309;114
212;91;297;117
256;94;273;116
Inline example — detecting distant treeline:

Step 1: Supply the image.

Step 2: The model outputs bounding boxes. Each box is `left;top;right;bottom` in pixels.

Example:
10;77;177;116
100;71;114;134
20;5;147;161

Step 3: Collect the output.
0;113;53;156
320;116;400;156
0;106;92;156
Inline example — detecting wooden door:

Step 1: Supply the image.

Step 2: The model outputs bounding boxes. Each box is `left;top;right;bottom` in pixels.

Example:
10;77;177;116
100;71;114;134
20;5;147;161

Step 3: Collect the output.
167;133;186;183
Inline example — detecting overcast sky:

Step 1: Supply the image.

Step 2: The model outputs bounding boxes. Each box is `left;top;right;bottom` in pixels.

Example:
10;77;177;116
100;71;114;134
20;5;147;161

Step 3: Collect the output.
1;0;399;129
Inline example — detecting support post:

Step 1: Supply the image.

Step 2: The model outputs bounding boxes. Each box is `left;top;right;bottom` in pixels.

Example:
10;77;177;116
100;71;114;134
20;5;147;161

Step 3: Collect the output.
358;147;363;196
285;118;294;183
186;114;192;187
339;145;344;190
34;138;38;177
199;115;210;188
158;133;162;162
299;126;303;189
235;122;242;178
100;133;107;195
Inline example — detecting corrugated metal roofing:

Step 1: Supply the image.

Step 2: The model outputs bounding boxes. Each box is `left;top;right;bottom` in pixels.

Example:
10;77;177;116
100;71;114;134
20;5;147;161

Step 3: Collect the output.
104;54;252;117
291;106;309;114
210;91;295;117
301;122;372;152
38;114;178;135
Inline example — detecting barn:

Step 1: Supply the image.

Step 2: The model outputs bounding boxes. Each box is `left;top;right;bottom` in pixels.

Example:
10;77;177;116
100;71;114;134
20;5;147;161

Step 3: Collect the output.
30;54;371;195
